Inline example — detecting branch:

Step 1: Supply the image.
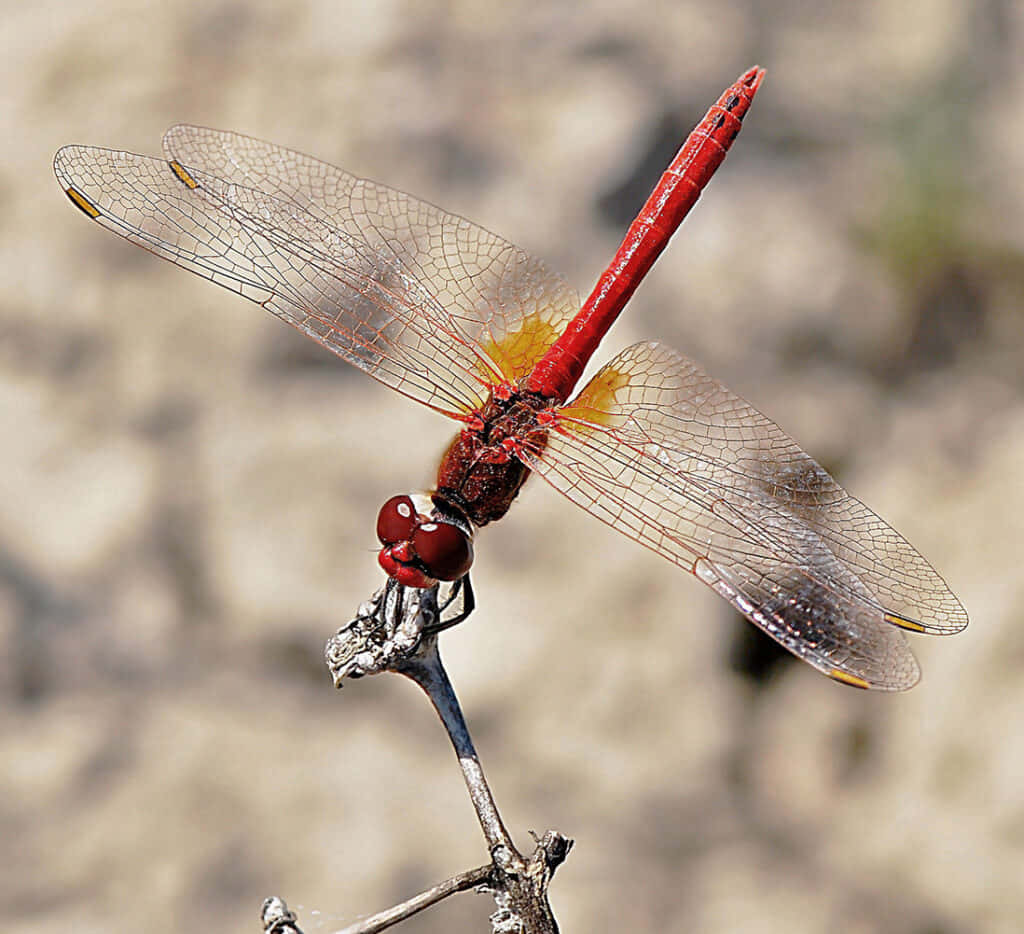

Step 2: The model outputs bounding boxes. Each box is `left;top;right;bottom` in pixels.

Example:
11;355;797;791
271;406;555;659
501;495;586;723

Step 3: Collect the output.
315;580;573;932
395;637;514;854
333;864;493;934
396;639;572;932
261;896;303;934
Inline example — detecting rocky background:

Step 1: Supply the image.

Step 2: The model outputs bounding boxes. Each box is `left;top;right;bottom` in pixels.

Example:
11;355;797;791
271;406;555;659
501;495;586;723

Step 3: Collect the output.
4;1;1022;931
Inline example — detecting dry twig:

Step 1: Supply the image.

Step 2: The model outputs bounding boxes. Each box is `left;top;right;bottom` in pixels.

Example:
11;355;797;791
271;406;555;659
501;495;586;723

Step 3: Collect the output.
303;580;572;932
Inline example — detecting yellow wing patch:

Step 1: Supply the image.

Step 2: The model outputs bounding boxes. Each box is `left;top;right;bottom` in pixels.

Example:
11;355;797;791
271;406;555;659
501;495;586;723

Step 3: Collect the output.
478;313;562;384
829;669;872;690
558;364;631;431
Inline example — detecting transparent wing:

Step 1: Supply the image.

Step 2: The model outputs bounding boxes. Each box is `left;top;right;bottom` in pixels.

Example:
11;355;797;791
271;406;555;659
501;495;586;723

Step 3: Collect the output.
521;341;968;690
55;132;580;418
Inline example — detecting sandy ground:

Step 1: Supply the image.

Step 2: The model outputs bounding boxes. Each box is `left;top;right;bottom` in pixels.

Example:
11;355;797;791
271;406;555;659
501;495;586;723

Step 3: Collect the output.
3;1;1023;931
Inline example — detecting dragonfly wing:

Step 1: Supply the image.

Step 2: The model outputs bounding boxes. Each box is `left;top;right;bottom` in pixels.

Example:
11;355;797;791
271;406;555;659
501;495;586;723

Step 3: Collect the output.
162;125;581;393
520;341;967;690
55;137;580;418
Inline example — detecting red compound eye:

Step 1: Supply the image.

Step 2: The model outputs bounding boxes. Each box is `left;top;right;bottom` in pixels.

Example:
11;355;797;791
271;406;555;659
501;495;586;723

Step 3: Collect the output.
376;494;418;545
412;520;473;581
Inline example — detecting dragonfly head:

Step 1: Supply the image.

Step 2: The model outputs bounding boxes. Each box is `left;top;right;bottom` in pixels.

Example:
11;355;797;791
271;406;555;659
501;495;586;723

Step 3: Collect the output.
376;493;474;588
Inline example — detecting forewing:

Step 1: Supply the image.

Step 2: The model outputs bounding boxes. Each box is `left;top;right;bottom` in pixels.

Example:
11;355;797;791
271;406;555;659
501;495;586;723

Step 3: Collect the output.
521;341;967;690
55;134;579;417
162;126;580;391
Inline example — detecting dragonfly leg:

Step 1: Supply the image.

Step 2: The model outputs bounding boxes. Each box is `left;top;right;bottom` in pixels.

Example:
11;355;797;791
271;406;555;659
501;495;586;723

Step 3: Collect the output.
424;574;475;633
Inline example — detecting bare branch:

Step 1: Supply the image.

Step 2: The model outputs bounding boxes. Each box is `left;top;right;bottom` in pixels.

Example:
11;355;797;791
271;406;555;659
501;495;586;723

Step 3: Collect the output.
395;638;516;855
332;864;493;934
321;579;573;932
261;896;303;934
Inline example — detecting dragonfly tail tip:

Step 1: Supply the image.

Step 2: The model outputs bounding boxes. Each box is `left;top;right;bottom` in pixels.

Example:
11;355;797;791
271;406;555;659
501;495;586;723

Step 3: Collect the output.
740;66;766;94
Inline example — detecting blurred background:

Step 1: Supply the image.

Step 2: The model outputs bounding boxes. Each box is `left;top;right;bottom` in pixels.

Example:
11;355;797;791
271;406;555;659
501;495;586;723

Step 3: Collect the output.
4;1;1022;931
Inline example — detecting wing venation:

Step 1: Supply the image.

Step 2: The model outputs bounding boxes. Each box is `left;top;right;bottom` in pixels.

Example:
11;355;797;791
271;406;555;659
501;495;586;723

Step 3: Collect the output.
522;341;966;689
55;130;581;417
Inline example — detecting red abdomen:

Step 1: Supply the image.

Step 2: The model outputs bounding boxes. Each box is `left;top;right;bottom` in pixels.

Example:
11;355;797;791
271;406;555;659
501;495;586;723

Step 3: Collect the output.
526;66;764;403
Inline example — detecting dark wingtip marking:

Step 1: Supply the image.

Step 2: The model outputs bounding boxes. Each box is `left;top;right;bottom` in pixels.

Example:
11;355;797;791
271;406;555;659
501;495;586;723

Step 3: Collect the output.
884;612;927;634
829;669;872;690
65;186;100;219
168;160;199;189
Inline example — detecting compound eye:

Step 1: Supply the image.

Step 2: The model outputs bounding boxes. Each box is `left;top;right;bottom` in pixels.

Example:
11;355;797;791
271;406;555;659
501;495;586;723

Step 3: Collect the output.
376;495;418;545
412;521;473;581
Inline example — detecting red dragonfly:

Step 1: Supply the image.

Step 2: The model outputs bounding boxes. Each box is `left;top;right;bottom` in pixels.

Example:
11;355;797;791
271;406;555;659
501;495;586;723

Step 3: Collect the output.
55;67;967;690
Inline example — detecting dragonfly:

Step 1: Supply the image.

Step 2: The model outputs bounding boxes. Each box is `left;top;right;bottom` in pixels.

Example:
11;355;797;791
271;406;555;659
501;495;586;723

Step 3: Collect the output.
54;66;967;691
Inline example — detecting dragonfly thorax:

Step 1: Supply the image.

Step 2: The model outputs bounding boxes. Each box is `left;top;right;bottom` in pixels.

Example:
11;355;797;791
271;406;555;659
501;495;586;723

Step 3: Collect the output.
434;390;550;527
376;492;474;588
